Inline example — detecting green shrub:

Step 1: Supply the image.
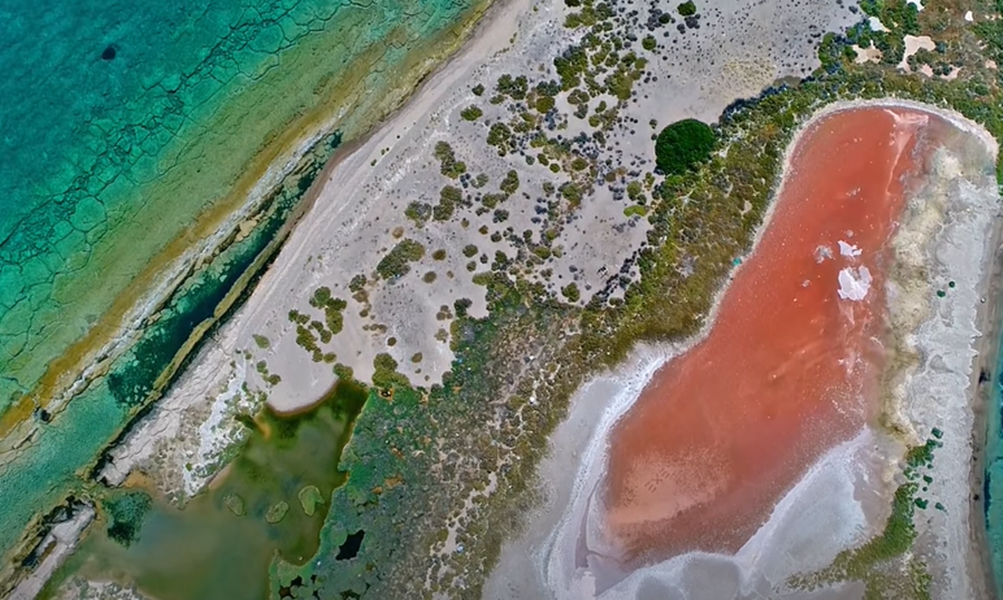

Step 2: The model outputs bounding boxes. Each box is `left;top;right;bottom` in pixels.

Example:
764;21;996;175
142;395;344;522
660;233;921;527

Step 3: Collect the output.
453;298;472;317
561;283;581;302
405;201;432;225
624;205;648;218
348;274;367;293
376;239;426;280
678;1;696;16
487;123;513;155
433;141;466;178
654;119;716;176
434;186;463;221
535;96;556;113
372;353;409;390
559;182;583;206
460;105;483;121
495;74;528;100
500;170;520;195
482;193;506;209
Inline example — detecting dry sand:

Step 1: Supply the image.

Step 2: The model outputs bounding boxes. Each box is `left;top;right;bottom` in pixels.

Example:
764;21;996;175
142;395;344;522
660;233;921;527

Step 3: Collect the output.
100;0;861;502
483;99;1001;600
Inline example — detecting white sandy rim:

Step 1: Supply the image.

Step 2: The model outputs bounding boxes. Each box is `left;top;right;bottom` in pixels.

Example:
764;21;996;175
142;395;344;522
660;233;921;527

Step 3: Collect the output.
536;98;999;599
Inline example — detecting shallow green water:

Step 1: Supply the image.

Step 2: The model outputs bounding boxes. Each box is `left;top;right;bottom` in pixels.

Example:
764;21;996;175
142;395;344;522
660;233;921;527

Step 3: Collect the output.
0;129;336;563
0;0;479;413
0;0;484;571
49;381;368;600
985;307;1003;597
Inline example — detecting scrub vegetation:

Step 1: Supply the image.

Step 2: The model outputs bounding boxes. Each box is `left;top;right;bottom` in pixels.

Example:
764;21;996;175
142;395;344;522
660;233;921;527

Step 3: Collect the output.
270;0;1003;598
376;239;426;280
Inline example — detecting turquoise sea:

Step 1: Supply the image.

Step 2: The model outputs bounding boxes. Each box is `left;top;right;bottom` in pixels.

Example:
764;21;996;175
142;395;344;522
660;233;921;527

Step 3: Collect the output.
987;323;1003;597
0;0;484;578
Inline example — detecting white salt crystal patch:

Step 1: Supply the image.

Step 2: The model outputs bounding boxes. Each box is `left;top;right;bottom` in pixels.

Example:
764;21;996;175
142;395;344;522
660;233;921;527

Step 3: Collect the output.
814;245;833;263
837;266;872;301
965;10;974;21
838;240;862;257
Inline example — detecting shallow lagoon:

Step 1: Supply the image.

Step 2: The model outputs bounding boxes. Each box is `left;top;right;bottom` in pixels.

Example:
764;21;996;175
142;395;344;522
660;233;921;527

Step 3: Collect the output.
0;0;484;571
47;380;368;600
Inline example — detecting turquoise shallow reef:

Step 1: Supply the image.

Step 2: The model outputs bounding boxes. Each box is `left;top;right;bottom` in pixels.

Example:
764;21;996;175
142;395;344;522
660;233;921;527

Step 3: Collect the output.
0;0;485;582
988;328;1003;598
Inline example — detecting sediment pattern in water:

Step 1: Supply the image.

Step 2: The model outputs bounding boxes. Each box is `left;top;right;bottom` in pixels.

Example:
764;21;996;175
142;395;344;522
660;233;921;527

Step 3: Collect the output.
0;0;484;573
599;107;934;566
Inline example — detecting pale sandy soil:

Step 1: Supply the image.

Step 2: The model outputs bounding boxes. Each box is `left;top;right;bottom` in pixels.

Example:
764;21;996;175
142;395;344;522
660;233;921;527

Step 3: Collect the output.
100;0;861;503
483;100;1001;600
886;103;1000;600
899;35;936;72
852;42;882;64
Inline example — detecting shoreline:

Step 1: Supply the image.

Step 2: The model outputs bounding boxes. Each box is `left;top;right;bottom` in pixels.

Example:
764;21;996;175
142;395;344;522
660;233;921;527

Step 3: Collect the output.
94;0;536;503
486;98;1003;599
0;0;503;592
0;0;499;444
220;0;535;413
968;205;1003;598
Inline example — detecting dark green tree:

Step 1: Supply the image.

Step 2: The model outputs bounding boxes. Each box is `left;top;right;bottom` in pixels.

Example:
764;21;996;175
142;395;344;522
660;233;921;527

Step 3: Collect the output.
654;119;716;176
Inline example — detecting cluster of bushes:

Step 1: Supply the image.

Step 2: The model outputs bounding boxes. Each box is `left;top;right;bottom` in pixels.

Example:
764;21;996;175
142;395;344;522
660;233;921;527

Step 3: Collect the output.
309;286;348;335
371;353;411;391
433;141;466;178
404;200;432;226
376;239;426;280
495;74;528;100
434;185;463;221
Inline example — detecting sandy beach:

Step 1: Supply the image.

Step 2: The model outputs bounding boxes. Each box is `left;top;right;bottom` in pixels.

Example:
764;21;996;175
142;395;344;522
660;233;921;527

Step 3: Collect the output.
98;0;861;504
966;177;1003;600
